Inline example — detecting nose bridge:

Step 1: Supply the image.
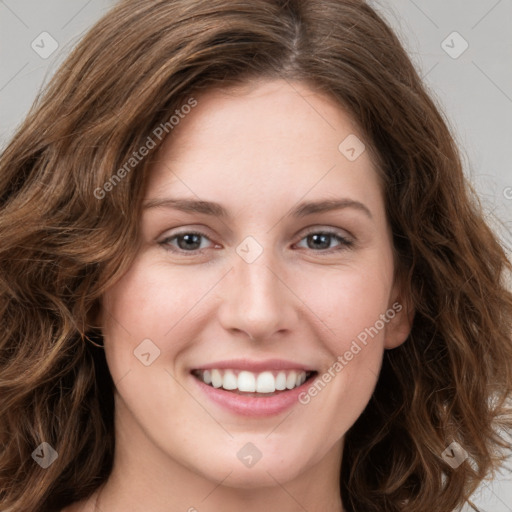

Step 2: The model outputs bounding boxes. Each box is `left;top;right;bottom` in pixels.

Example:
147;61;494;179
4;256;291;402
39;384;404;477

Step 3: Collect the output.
240;251;278;300
218;235;296;340
235;236;283;308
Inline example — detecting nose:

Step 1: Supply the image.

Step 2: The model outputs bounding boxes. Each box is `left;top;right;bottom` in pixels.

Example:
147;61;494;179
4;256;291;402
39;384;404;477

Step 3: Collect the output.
217;246;299;342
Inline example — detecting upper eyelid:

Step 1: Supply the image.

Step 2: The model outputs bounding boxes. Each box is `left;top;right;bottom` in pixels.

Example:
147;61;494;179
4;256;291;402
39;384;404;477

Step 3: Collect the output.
299;226;352;238
161;225;351;240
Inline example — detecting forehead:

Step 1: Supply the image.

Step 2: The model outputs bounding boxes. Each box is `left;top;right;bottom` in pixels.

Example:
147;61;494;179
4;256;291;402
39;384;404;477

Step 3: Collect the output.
145;79;383;213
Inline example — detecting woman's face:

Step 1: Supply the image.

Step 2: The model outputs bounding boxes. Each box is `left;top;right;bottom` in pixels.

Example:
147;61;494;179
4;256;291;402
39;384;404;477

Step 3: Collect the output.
99;79;412;491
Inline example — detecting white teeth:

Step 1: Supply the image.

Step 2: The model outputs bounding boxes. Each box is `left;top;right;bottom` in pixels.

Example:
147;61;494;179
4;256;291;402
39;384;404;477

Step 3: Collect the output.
286;370;297;390
238;371;256;392
222;370;238;390
256;371;275;393
196;368;309;393
275;371;287;390
211;369;223;388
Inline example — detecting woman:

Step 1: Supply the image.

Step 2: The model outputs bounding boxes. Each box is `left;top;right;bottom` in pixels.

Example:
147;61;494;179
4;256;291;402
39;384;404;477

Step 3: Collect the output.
0;1;511;511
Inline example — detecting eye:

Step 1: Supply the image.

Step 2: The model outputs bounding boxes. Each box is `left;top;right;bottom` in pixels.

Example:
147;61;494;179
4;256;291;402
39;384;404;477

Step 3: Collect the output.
159;231;214;253
295;229;354;253
159;228;354;255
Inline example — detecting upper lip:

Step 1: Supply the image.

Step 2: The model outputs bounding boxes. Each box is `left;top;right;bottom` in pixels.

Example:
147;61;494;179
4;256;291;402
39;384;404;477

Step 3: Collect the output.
192;358;317;373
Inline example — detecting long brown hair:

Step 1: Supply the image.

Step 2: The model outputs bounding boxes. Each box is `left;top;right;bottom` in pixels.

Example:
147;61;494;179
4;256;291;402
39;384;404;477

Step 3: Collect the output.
1;1;511;511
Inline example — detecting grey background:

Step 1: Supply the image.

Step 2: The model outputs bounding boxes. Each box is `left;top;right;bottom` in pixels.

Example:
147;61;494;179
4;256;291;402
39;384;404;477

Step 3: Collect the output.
0;1;511;510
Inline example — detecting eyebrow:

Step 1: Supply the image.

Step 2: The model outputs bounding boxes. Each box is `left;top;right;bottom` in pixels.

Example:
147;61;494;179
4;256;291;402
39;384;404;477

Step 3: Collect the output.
142;197;373;219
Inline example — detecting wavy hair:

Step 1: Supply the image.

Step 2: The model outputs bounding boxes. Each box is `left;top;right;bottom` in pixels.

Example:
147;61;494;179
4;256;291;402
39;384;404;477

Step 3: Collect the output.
0;1;511;511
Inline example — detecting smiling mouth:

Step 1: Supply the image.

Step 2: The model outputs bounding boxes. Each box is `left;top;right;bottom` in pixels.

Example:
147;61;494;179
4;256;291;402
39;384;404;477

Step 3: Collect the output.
191;368;318;396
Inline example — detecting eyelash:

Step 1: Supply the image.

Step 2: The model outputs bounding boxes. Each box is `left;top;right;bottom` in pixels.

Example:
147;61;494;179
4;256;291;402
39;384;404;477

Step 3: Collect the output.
159;228;354;255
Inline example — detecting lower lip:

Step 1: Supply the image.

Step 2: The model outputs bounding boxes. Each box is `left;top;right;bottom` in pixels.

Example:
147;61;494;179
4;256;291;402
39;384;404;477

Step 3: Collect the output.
191;373;316;417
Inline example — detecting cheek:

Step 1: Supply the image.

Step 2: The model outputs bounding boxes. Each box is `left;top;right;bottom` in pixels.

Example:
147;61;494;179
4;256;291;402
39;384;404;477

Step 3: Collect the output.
300;260;393;353
101;255;211;346
99;257;197;383
295;265;391;444
292;255;393;411
99;259;207;434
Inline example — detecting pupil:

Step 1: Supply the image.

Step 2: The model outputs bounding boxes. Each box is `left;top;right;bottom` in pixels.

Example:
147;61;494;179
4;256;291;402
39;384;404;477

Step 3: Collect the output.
179;234;200;250
310;234;330;250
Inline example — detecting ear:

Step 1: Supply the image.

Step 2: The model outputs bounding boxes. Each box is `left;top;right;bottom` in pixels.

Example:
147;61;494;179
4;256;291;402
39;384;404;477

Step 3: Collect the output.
384;282;415;350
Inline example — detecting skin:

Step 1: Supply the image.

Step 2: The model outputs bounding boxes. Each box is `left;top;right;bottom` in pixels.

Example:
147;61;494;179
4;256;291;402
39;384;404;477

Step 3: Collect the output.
64;78;413;512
